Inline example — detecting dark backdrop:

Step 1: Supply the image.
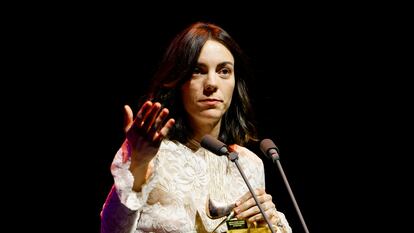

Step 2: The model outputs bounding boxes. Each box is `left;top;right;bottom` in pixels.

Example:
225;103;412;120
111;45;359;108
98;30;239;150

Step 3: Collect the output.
17;5;407;233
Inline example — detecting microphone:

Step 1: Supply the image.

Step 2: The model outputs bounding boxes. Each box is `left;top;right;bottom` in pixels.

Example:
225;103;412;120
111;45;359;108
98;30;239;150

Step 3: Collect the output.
260;139;280;162
260;139;310;233
200;134;229;156
200;135;275;233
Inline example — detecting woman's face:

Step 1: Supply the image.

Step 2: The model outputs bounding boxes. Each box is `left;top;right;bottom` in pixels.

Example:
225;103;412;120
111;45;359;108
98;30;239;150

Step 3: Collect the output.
181;40;235;125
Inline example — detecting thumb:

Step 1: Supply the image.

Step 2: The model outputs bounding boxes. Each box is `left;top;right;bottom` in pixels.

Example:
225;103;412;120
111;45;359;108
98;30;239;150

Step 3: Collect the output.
123;105;134;133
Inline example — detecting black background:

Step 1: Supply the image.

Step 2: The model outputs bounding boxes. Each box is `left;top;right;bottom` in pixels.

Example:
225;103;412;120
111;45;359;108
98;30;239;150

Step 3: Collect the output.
10;4;409;233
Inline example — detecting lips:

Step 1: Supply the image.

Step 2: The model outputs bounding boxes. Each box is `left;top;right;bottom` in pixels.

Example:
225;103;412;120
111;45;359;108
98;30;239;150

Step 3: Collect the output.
199;98;223;103
199;98;223;106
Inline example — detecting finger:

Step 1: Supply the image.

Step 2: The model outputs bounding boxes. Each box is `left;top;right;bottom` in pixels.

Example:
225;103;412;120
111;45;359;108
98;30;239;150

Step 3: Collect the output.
236;200;271;219
248;206;278;225
136;101;153;124
148;107;169;135
247;208;271;223
141;102;162;132
236;188;266;206
247;212;263;223
236;205;260;220
126;101;153;139
152;107;171;131
155;118;175;142
241;201;275;222
236;192;251;207
123;105;134;133
234;191;272;217
260;193;273;206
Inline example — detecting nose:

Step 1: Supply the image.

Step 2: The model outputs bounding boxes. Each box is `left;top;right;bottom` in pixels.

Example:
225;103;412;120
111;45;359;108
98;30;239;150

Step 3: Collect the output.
204;71;218;93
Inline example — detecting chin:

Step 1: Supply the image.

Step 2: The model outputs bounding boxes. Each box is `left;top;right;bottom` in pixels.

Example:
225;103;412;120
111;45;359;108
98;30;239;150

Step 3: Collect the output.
200;109;224;119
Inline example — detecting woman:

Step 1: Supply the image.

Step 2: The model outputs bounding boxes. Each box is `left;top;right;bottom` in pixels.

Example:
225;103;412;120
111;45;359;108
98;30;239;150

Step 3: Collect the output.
101;22;291;233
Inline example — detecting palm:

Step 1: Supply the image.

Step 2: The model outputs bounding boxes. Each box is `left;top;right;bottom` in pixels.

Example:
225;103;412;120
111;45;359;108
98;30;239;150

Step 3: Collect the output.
123;102;175;163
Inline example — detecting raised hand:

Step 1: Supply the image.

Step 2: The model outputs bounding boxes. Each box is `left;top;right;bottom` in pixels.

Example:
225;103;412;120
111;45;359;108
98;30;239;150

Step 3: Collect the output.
122;101;175;192
123;101;175;164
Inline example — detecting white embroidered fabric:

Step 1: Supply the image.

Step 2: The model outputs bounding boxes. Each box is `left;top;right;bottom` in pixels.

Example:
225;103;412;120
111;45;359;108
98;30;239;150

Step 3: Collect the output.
101;140;291;233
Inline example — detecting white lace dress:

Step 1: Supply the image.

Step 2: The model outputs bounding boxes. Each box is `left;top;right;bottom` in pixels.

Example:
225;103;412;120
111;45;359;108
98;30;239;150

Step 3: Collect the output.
101;140;291;233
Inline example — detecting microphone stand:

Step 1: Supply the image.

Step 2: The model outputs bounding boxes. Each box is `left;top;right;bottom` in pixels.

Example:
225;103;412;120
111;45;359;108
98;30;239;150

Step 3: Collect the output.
227;151;276;233
273;159;310;233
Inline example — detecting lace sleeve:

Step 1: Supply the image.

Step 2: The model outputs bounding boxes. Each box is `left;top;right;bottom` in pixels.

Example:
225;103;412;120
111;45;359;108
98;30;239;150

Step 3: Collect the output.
100;143;158;233
275;211;292;233
100;185;139;233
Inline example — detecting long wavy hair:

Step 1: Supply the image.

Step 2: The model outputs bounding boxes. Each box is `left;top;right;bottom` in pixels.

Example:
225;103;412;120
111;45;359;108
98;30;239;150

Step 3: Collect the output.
145;22;258;146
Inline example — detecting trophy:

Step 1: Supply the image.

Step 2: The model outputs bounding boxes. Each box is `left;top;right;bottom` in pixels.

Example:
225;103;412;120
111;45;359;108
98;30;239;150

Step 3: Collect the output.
206;198;271;233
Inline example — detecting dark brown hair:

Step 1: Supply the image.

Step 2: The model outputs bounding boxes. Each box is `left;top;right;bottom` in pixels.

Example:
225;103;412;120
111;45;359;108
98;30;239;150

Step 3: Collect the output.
146;22;258;146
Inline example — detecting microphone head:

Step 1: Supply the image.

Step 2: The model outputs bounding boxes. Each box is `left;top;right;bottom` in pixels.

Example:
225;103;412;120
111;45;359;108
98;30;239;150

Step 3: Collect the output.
200;134;229;156
260;139;280;161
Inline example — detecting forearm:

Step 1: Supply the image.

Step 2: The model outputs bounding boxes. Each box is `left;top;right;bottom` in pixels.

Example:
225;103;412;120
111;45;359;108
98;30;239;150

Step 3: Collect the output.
122;141;150;192
129;160;149;192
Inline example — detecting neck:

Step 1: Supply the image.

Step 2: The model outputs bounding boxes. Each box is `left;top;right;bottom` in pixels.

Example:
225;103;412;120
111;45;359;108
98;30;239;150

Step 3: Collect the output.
187;119;222;151
192;124;221;142
186;138;201;151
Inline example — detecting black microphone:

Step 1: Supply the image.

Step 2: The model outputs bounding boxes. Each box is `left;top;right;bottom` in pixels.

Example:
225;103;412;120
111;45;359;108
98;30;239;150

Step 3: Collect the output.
260;139;310;233
200;134;229;156
200;135;275;233
260;139;280;162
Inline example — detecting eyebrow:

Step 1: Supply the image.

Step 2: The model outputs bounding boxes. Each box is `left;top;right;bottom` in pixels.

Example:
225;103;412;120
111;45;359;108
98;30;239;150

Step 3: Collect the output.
196;61;234;67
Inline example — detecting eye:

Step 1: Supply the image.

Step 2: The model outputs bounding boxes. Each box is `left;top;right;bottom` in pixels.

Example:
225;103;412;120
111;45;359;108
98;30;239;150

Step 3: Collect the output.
192;66;207;76
193;67;201;74
220;68;230;75
218;67;232;78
